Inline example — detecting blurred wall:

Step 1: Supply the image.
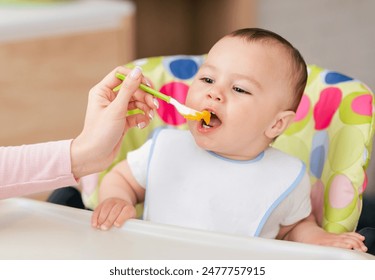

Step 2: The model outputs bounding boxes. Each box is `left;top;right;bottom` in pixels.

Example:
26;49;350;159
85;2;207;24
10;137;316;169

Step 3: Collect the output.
258;0;375;195
258;0;375;92
133;0;256;58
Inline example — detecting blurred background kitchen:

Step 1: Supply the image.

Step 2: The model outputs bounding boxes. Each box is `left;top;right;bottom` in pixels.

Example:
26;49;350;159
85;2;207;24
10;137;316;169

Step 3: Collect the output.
1;0;374;200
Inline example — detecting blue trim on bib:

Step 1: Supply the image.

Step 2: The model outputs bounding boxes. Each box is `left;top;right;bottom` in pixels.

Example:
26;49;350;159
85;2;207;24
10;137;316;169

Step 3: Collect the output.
254;162;307;237
143;127;165;219
207;150;264;163
146;127;164;188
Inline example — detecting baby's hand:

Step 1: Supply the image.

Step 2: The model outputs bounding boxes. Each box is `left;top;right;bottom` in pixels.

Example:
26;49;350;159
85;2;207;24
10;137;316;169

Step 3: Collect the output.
315;231;367;252
91;198;136;231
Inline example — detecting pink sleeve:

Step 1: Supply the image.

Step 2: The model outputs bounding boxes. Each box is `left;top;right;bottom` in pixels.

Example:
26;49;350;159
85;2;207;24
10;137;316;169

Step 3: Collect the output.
0;140;78;199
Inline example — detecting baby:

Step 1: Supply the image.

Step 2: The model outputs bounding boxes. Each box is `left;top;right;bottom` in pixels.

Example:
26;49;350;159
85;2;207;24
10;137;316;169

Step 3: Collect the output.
92;28;366;251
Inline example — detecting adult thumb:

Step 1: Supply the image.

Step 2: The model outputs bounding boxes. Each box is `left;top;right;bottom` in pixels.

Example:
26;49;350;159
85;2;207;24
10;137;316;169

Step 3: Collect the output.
111;66;142;113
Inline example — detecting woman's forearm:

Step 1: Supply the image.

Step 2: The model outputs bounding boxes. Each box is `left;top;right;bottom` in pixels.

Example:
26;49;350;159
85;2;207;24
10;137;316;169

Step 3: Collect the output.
0;140;78;199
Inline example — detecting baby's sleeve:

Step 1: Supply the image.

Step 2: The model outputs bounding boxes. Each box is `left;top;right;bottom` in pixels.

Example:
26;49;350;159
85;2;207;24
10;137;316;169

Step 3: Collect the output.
127;139;152;189
259;170;312;238
281;171;312;226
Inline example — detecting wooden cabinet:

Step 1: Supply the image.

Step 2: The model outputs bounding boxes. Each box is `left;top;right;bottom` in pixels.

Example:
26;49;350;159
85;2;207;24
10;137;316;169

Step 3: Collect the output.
133;0;256;57
0;1;136;146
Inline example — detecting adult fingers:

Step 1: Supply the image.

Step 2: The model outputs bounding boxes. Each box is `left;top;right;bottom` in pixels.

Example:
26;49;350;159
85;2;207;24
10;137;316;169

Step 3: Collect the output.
95;66;131;91
110;66;143;114
127;99;156;116
126;113;152;130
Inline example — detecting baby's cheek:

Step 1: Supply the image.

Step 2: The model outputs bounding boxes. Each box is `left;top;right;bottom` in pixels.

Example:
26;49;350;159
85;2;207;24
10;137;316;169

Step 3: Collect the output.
185;90;198;106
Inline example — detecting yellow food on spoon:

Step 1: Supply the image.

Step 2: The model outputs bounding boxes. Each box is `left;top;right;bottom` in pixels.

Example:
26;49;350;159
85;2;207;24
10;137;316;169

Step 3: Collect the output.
115;73;211;124
183;110;211;125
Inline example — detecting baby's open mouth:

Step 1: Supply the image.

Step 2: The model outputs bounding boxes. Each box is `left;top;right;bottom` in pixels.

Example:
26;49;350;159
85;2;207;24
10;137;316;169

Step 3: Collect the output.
202;112;222;128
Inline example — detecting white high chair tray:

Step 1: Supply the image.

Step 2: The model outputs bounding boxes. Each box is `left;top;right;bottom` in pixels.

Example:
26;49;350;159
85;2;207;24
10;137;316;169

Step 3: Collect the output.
0;198;373;260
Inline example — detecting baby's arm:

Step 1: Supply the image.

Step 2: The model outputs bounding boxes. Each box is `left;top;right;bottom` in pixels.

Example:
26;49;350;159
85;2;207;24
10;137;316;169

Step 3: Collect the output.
277;214;367;252
91;160;145;230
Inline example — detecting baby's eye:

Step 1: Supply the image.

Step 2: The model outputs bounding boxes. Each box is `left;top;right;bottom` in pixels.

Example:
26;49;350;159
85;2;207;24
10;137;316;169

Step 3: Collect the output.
233;86;251;95
200;77;214;84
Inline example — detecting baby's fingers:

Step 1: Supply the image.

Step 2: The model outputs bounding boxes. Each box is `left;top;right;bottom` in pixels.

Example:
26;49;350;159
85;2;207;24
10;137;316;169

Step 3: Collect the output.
91;202;105;228
336;233;367;252
91;199;123;229
344;232;365;240
113;205;137;228
348;240;367;252
97;202;127;231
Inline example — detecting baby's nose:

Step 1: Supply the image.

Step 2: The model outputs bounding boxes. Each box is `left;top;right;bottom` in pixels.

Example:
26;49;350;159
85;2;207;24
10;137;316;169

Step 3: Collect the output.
207;91;223;102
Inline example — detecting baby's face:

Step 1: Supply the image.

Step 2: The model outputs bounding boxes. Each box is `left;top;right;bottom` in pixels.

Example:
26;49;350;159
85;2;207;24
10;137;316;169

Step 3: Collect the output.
185;36;294;160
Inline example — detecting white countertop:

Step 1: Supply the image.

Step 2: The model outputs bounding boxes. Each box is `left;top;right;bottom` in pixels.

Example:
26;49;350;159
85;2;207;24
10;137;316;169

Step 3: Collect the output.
0;0;135;42
0;197;373;260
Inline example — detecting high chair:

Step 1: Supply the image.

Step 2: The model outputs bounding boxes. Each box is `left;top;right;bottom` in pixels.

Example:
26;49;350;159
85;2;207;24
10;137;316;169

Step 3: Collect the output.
80;54;375;234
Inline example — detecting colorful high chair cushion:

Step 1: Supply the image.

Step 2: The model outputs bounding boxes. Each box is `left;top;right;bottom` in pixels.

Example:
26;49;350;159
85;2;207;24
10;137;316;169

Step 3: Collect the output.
82;55;375;234
273;65;375;233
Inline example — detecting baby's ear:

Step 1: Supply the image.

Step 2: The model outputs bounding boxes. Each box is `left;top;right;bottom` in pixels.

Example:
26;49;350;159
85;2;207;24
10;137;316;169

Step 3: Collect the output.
265;110;295;139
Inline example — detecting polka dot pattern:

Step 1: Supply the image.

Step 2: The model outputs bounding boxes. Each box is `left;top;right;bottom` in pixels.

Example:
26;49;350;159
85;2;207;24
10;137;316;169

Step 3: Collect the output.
352;94;373;117
310;131;329;178
157;82;189;126
313;87;342;130
163;56;203;80
339;92;373;125
328;126;364;172
295;95;310;121
325;173;357;224
325;71;353;84
328;174;355;209
284;95;312;136
273;65;374;233
362;171;368;193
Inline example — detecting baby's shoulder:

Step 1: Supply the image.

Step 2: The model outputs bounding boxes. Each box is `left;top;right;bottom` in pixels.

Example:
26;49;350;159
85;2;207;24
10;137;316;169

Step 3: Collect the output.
264;147;306;177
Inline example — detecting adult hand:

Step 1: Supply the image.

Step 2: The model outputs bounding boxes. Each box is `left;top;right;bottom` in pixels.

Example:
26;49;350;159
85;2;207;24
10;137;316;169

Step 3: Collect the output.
71;66;157;178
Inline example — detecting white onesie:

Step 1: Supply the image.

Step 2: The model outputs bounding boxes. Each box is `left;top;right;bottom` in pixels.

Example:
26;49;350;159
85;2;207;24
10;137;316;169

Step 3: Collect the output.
127;128;311;238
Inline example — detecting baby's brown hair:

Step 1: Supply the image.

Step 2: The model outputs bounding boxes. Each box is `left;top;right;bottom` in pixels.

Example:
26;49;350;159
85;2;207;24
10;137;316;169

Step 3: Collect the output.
229;28;307;112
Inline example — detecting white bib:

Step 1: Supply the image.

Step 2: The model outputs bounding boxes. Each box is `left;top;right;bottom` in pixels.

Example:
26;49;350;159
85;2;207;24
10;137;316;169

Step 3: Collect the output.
143;129;305;236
